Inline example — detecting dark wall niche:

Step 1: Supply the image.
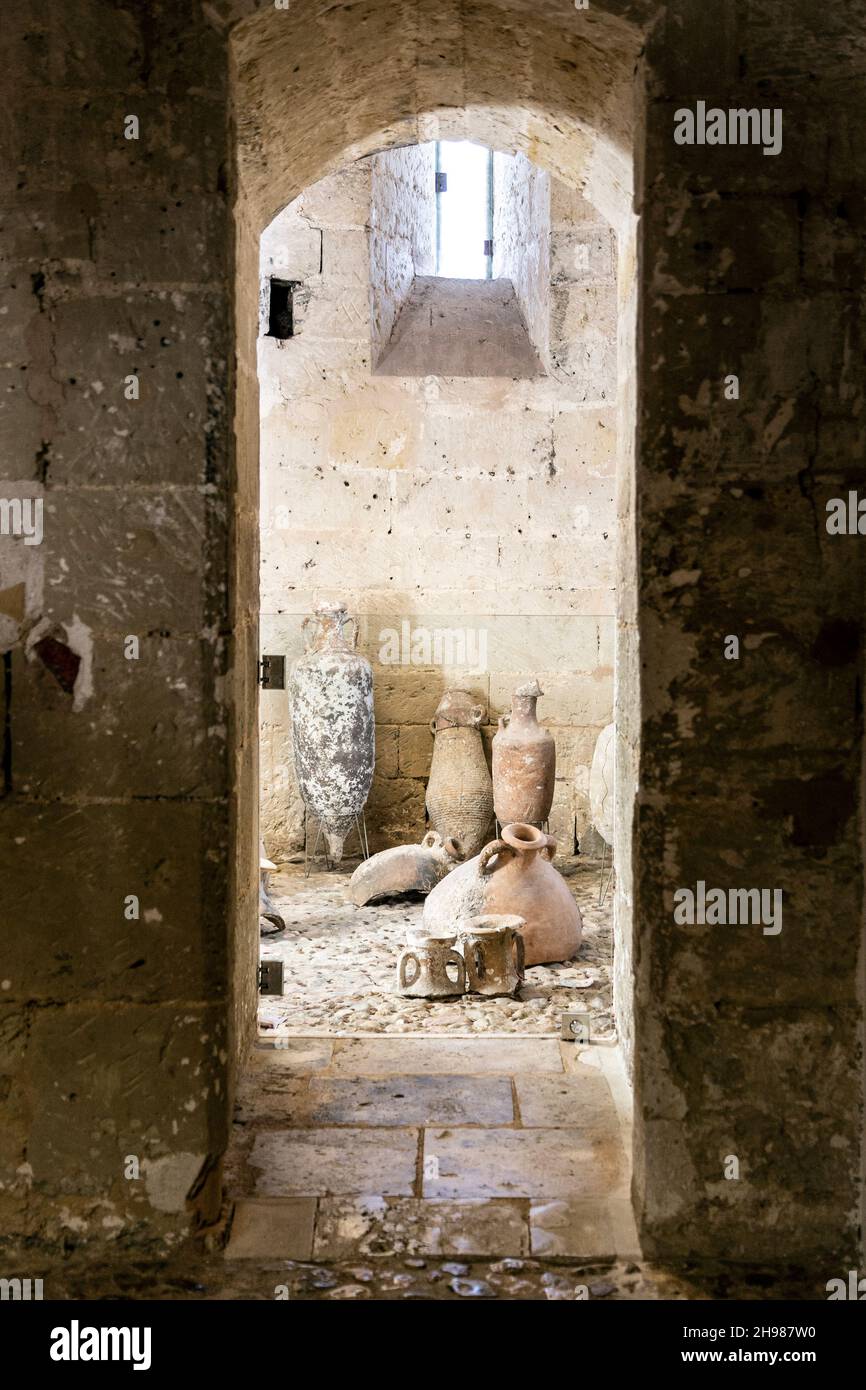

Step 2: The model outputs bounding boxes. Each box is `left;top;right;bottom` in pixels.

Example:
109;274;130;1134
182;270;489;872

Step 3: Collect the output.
267;278;298;338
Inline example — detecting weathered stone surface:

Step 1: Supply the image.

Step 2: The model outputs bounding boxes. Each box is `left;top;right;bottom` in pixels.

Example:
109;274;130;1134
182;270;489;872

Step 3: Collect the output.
248;1128;418;1197
305;1076;515;1127
423;1127;624;1200
514;1072;620;1131
249;1040;334;1073
225;1198;317;1259
529;1198;617;1259
328;1037;564;1075
314;1197;529;1259
2;0;864;1278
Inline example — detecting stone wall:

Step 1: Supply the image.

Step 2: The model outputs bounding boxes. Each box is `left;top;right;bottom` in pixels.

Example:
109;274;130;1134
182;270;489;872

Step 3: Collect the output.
0;0;233;1250
1;0;863;1276
258;146;617;862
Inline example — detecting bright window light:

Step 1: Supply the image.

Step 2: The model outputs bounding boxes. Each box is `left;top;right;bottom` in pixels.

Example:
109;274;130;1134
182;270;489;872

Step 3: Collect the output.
434;141;493;279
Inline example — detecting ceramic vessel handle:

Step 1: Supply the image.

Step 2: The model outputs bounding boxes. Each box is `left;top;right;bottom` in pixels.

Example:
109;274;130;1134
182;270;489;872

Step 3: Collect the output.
479;839;510;875
447;950;466;992
513;931;526;980
301;615;317;652
498;712;510;731
421;831;440;849
470;704;485;727
399;952;420;988
343;616;359;649
540;833;557;862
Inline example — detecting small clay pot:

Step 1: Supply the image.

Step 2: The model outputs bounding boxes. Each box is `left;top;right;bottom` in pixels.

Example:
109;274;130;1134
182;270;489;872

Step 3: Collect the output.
459;914;526;997
396;930;466;998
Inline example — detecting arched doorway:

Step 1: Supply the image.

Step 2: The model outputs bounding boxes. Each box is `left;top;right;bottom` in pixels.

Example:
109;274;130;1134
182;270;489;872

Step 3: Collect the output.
226;0;648;1260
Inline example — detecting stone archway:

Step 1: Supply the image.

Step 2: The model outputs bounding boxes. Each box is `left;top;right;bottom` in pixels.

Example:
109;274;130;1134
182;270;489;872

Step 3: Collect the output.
225;0;649;1229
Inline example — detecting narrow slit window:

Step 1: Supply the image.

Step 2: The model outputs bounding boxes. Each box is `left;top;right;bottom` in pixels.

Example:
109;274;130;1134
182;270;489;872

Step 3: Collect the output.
434;141;494;279
267;278;297;338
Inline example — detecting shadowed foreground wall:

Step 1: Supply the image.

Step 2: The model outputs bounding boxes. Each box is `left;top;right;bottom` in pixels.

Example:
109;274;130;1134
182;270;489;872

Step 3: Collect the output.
0;0;863;1276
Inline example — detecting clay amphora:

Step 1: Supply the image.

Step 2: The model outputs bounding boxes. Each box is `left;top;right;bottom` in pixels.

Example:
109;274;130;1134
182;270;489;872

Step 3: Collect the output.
290;600;374;862
425;689;494;858
589;722;615;846
459;914;526;997
397;929;466;998
348;831;463;906
492;679;555;827
423;822;582;965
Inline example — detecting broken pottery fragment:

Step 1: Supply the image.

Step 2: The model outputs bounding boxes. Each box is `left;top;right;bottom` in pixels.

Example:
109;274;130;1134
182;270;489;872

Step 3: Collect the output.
423;822;582;966
426;689;494;858
290;600;374;862
259;841;286;935
492;679;555;828
347;831;463;906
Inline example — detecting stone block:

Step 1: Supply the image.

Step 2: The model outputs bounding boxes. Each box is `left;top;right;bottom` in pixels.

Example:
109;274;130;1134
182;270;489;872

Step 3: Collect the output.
530;1198;617;1259
12;635;225;799
248;1128;418;1197
225;1198;316;1259
49;292;226;486
301;1074;515;1127
514;1071;618;1129
94;196;226;285
248;1040;334;1073
260;220;323;282
0;801;227;1003
551;227;616;287
314;1196;529;1259
490;671;612;727
261;463;392;533
419;406;552;475
398;723;432;778
295;164;370;228
27;1003;228;1195
328;1037;564;1075
422;1127;624;1199
375;723;399;778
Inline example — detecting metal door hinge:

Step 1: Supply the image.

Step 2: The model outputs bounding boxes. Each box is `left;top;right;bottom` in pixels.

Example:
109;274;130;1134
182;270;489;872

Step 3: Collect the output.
259;960;284;995
435;171;447;192
259;654;285;689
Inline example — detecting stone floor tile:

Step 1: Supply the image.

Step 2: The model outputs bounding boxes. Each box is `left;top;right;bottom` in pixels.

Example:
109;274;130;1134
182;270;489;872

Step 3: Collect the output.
514;1070;617;1128
529;1197;616;1258
225;1198;316;1259
248;1127;419;1196
422;1127;624;1200
249;1039;334;1072
313;1196;530;1259
304;1074;514;1126
328;1037;564;1075
234;1074;310;1125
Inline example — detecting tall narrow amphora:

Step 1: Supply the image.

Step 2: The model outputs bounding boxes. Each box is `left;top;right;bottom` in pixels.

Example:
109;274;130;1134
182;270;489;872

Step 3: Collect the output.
492;679;556;828
425;688;494;858
289;600;374;862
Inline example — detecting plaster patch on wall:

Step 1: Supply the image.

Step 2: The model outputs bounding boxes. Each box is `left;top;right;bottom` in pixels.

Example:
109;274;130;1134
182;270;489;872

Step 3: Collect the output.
142;1152;207;1213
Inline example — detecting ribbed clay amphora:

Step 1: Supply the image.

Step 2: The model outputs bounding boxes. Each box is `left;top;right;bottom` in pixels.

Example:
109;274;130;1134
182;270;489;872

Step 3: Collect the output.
492;679;556;827
289;600;374;862
425;688;494;858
